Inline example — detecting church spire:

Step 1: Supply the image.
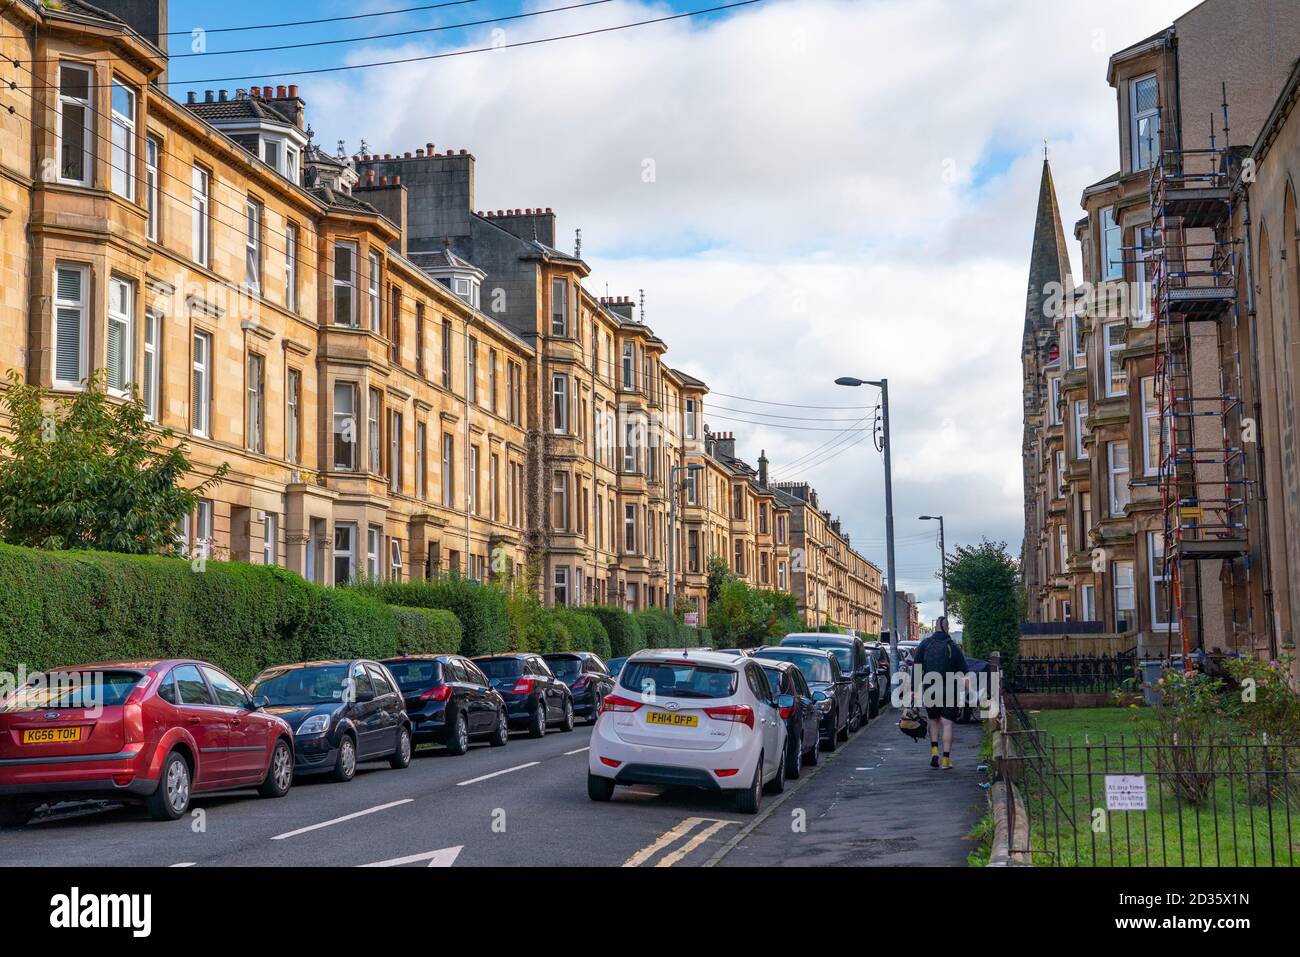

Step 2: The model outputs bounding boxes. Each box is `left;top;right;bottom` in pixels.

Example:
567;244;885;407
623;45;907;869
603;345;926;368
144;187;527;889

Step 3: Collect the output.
1023;157;1073;349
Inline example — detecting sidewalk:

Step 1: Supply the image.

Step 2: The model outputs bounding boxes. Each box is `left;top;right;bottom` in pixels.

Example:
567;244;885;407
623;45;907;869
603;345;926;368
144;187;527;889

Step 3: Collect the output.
717;712;986;866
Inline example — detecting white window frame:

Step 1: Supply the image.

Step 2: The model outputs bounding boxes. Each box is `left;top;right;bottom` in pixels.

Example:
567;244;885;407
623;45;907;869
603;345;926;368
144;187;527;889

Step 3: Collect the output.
262;513;277;566
1100;206;1122;280
1070;313;1087;370
415;422;426;500
685;397;698;439
623;503;637;554
1103;322;1126;397
243;199;262;292
1148;530;1177;630
368;250;381;333
622;342;634;389
367;387;382;474
106;276;133;396
1135;227;1155;325
1141;375;1161;476
1073;400;1089;459
441;433;454;507
553;565;569;607
1113;559;1136;631
110;79;136;201
552;469;569;531
145;137;160;241
1080;583;1096;622
390;539;403;581
552;375;568;434
191;331;211;437
57;63;93;187
333;382;357;471
246;352;264;452
284;222;298;312
1048;376;1062;425
1129;73;1161;172
286;369;301;464
1055;450;1066;499
1108;441;1130;517
334;522;357;585
334;241;357;327
367;525;382;581
191;166;210;267
551;278;568;337
143;309;161;421
469;445;480;515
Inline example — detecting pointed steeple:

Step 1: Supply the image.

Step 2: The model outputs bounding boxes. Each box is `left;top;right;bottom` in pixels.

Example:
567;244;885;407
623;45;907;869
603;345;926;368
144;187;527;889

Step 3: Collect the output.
1022;157;1073;349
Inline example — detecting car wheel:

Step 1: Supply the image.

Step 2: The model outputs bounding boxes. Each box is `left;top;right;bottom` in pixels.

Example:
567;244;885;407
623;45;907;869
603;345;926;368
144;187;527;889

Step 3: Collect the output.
848;702;861;733
734;759;762;814
822;713;838;752
146;751;191;821
765;747;786;794
784;734;801;780
587;692;601;725
559;697;575;732
529;701;547;738
389;726;413;769
489;708;509;747
587;772;615;802
257;739;293;798
446;712;470;756
331;734;357;783
0;799;33;828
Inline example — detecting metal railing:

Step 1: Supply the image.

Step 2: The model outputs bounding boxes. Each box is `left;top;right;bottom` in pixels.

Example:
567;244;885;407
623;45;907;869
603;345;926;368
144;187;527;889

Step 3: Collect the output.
1005;652;1137;695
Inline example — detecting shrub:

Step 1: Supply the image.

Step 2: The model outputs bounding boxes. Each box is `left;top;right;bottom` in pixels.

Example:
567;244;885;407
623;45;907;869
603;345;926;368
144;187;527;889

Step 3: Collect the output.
390;606;462;655
635;608;678;649
353;577;508;657
554;609;612;659
542;614;572;654
586;606;645;658
298;588;399;663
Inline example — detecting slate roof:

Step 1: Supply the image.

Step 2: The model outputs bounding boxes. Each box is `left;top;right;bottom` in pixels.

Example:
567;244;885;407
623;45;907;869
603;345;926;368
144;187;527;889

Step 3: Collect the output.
306;184;376;214
185;97;298;126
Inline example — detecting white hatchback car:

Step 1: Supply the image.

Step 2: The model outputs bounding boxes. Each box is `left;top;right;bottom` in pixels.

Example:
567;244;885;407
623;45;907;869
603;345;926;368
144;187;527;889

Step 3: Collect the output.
587;649;790;813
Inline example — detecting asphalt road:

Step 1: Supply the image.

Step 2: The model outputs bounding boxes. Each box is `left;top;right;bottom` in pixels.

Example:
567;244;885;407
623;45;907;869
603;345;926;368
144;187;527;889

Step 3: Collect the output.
0;707;983;867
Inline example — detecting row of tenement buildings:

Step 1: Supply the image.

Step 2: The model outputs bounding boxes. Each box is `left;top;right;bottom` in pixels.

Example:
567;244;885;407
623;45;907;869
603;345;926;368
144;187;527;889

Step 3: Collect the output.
0;0;883;632
1022;0;1300;671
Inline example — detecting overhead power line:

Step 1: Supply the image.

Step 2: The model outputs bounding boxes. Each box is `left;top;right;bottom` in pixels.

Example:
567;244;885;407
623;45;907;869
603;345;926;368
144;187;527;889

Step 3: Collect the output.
706;389;872;410
161;0;483;36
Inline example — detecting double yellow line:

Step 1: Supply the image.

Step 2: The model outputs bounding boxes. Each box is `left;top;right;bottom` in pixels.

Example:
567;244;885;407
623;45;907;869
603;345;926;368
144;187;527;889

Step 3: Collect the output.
623;816;738;867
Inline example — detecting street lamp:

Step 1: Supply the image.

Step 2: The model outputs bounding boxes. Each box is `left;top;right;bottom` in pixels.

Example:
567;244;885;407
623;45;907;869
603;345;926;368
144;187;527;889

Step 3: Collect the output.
919;514;948;619
834;376;898;672
667;463;704;617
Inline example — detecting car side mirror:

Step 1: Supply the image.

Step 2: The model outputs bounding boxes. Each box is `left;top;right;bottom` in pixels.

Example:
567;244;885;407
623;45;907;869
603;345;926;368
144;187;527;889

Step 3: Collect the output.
250;695;269;711
777;693;795;710
812;691;828;702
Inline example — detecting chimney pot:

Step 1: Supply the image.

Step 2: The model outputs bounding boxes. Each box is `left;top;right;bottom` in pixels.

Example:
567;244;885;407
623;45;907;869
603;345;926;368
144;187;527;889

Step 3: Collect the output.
393;175;401;186
186;91;197;104
404;151;412;159
546;207;553;213
276;85;287;98
426;142;434;153
415;149;424;157
367;170;375;185
380;175;388;186
288;84;299;98
459;148;467;155
218;89;229;102
384;153;392;160
204;90;214;102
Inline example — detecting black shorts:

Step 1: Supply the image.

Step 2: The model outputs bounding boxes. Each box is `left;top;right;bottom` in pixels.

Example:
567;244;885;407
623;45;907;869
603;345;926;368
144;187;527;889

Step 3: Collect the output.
926;706;959;721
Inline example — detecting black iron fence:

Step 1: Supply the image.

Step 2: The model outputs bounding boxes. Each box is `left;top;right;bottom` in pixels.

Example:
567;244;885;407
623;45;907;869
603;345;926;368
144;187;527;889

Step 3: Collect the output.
1000;689;1300;866
1005;651;1138;695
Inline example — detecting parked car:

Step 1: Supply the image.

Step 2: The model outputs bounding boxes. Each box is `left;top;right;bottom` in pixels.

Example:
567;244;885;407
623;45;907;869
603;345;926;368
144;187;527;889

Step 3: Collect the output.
750;647;850;751
380;654;509;754
715;648;754;658
472;653;575;737
755;658;820;777
607;657;631;681
587;649;790;814
249;659;412;782
863;647;887;717
779;634;874;731
542;652;615;725
0;660;295;825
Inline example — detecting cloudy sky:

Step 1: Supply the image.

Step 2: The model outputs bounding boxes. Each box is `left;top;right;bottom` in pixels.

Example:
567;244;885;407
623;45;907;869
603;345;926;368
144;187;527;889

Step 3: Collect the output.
169;0;1192;625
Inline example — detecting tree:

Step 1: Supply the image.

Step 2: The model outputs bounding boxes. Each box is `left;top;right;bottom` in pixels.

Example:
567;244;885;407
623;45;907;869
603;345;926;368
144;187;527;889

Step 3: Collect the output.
0;371;227;553
945;538;1023;663
706;553;730;606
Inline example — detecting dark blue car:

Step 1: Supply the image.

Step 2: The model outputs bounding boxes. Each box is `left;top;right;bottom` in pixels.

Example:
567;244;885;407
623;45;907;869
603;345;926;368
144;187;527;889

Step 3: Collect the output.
381;654;509;754
472;653;575;738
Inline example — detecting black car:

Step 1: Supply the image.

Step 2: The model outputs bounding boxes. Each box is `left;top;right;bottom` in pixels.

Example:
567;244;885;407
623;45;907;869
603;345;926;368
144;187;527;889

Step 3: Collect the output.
381;654;509;754
866;642;894;708
472;653;575;737
780;634;874;731
863;648;886;717
755;658;821;777
751;647;850;751
607;657;630;681
542;652;615;725
249;659;412;782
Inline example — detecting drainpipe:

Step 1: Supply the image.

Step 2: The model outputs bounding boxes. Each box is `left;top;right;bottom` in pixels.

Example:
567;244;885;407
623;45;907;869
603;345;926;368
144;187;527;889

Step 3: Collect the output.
465;314;473;578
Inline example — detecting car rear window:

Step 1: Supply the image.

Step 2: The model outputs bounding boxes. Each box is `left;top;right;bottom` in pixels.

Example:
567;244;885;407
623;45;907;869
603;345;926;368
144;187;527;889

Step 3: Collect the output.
544;656;582;679
753;650;833;683
759;666;782;697
787;640;852;671
476;657;523;681
251;665;349;706
0;670;143;712
619;661;738;699
384;660;443;690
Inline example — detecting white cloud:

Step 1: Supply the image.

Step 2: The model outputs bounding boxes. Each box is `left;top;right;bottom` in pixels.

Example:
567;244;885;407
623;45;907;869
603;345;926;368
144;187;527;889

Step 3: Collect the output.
308;0;1193;623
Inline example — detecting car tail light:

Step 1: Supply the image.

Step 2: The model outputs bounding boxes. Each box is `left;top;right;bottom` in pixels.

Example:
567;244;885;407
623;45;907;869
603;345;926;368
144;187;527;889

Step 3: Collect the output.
600;757;622;768
713;769;740;777
779;704;794;720
123;672;155;706
705;704;754;729
420;684;453;703
572;676;588;689
512;677;534;695
601;694;642;714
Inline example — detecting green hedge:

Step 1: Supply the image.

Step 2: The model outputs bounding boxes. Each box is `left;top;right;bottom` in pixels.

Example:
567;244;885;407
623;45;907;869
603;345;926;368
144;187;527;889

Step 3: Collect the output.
554;608;612;659
0;544;408;684
352;578;508;657
585;606;645;658
635;608;679;649
390;606;462;655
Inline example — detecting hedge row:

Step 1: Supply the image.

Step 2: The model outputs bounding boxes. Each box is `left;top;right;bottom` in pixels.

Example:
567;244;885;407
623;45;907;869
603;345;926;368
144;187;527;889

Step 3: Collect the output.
350;578;509;657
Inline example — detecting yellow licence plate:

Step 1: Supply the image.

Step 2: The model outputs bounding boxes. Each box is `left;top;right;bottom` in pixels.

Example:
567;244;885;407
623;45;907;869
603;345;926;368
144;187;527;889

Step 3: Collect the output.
22;727;84;744
646;711;698;728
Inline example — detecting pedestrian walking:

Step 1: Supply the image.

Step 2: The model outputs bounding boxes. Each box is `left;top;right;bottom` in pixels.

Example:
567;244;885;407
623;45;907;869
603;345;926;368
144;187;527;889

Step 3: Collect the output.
912;616;966;769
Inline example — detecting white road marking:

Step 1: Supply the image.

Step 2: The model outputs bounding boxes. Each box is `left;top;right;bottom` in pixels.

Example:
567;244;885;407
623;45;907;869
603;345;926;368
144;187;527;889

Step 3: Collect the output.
564;747;590;755
271;799;414;840
359;845;463;868
169;862;196;867
456;761;539;786
656;819;735;867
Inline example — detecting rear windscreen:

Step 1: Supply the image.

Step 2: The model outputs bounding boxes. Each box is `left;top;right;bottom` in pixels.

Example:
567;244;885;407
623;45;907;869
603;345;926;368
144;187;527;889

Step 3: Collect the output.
476;658;523;681
0;670;142;712
760;668;782;696
384;660;442;690
619;661;737;699
544;657;582;679
754;651;833;683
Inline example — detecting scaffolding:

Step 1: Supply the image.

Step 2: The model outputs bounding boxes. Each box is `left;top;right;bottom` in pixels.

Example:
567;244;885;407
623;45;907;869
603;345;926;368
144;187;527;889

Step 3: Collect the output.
1147;94;1255;660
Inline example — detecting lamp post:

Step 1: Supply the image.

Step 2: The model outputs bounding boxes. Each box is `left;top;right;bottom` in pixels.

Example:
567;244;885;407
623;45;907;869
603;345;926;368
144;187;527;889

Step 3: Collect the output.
919;514;948;619
668;463;704;617
835;376;898;672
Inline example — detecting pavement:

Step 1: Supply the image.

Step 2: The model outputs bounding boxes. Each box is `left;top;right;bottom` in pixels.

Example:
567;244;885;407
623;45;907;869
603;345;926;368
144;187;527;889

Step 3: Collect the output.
0;708;986;867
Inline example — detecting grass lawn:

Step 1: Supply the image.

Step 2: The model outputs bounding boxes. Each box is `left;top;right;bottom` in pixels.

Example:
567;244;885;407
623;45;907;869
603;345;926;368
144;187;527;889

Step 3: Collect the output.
1010;707;1300;867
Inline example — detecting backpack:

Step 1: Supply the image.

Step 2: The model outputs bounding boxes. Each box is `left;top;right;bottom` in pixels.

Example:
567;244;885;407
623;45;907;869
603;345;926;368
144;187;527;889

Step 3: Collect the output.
898;706;928;741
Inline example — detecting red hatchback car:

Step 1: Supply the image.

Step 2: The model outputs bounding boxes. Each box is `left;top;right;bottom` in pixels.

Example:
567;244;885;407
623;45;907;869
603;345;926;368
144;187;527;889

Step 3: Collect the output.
0;659;295;826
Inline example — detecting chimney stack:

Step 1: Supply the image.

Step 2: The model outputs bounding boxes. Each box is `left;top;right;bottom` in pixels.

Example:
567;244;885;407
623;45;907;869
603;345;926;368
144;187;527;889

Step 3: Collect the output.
758;449;769;487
